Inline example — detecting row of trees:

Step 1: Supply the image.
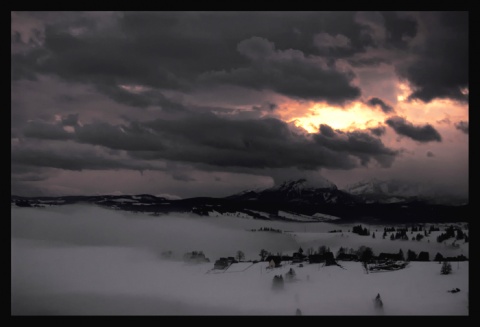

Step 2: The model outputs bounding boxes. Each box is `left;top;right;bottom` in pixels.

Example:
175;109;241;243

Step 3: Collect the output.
437;225;469;243
352;225;370;236
384;232;426;241
250;227;283;233
254;244;468;263
336;246;360;257
293;246;332;256
183;251;210;263
407;250;430;261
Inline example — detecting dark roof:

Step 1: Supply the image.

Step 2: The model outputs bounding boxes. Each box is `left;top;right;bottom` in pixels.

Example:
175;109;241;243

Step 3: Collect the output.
337;253;358;260
266;255;282;262
308;254;325;263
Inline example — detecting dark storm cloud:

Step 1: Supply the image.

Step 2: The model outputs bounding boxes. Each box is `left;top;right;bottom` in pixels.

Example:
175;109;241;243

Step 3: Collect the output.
312;31;355;59
354;11;387;45
11;12;468;199
172;173;196;182
314;125;398;167
75;121;166;152
13;11;458;109
13;11;464;108
11;11;375;107
454;121;469;134
252;102;277;112
11;165;52;182
385;116;442;142
61;114;79;126
368;126;386;137
23;121;73;140
11;47;46;81
380;11;418;48
313;32;351;50
11;141;160;172
28;114;398;171
135;115;361;170
365;97;394;113
396;11;468;103
201;36;361;104
95;85;187;111
319;124;336;137
345;12;418;67
39;31;187;89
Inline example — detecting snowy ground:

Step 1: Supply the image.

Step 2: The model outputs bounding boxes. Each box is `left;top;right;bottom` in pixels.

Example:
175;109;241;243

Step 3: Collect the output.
11;205;469;315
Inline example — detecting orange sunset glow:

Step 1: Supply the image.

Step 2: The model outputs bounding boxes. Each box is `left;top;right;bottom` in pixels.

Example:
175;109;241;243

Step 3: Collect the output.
286;101;388;133
276;81;468;135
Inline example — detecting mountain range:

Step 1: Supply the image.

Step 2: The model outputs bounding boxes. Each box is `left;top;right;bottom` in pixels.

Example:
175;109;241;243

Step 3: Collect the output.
11;178;468;224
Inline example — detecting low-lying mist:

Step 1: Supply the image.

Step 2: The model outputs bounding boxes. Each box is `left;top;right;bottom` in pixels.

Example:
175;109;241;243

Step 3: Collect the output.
11;205;468;315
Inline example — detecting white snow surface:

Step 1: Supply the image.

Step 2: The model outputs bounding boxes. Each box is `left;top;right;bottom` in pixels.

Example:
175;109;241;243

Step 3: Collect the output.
248;210;270;218
312;212;340;221
11;205;469;315
278;210;316;222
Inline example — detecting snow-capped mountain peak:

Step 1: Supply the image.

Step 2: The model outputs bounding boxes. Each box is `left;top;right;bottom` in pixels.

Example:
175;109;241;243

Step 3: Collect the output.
345;178;428;197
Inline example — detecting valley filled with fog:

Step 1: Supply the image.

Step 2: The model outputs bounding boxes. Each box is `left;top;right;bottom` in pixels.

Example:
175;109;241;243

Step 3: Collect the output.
12;205;468;315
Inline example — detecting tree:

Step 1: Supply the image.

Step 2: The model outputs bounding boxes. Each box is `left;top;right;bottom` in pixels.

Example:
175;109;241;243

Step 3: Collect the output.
374;293;383;309
441;261;452;275
324;252;337;266
434;252;444;262
306;247;314;255
418;251;430;261
372;232;376;239
437;226;456;243
318;245;327;255
298;247;304;254
357;246;374;262
456;229;464;240
272;275;284;290
407;249;417;261
259;249;268;261
352;225;369;236
285;268;296;280
336;247;345;258
390;234;395;240
236;250;245;262
398;249;405;261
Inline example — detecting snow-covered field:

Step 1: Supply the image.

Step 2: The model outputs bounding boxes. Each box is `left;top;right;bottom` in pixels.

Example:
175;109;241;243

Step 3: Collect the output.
11;205;469;315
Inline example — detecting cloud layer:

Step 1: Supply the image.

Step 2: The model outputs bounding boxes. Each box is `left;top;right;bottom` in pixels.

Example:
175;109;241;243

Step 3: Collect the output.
11;11;468;197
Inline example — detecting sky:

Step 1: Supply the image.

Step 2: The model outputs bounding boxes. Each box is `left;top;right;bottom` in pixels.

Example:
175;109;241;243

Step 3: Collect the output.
11;11;469;199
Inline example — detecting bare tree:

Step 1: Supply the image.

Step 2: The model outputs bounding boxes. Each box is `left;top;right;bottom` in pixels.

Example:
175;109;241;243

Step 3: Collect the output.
259;249;268;261
236;250;245;262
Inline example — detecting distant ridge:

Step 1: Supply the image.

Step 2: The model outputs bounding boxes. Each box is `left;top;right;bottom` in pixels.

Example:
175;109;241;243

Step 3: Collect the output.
11;178;469;224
